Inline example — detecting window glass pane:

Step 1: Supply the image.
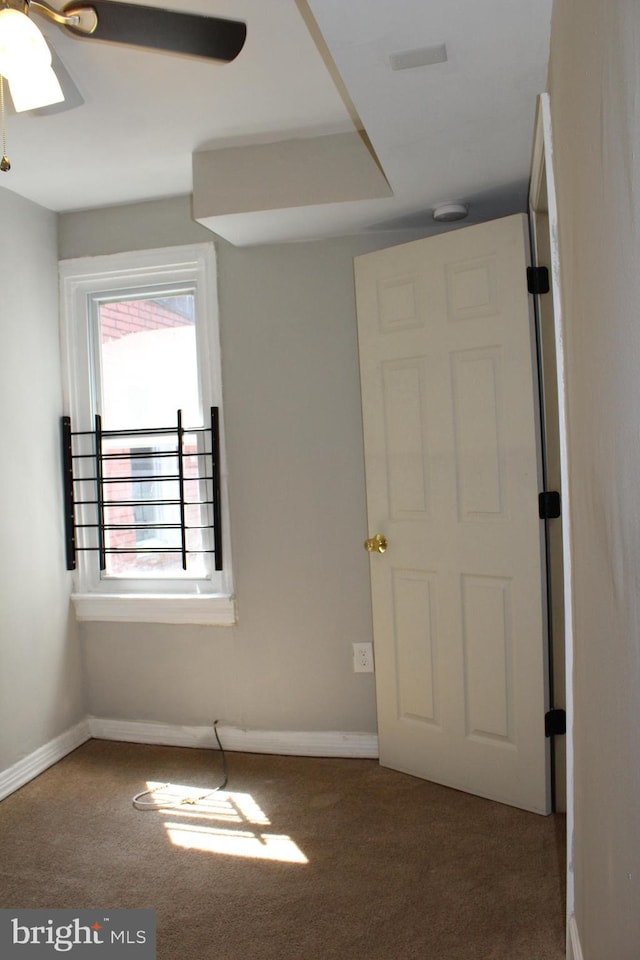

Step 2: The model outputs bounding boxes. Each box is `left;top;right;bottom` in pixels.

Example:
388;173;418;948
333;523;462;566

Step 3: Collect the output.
98;293;200;431
95;291;208;578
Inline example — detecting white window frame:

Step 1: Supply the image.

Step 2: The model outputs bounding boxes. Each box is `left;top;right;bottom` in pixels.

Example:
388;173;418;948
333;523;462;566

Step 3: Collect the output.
59;243;235;625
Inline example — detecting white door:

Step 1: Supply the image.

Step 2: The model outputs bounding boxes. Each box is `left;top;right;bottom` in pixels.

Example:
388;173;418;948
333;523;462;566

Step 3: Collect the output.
354;214;550;814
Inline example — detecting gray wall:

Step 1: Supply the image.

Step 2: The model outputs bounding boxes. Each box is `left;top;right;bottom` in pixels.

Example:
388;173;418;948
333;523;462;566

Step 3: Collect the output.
548;0;640;955
59;197;420;733
0;188;85;772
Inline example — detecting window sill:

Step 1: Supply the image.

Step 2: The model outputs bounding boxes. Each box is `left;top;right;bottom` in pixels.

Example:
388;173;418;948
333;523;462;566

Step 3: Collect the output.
71;593;236;626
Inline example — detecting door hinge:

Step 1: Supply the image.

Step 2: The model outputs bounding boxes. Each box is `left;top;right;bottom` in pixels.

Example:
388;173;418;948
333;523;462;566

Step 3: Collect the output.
527;265;550;295
545;708;566;738
538;490;561;519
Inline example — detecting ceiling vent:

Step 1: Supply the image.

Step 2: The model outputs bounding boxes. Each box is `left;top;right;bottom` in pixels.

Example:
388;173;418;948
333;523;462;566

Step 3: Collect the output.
389;43;447;71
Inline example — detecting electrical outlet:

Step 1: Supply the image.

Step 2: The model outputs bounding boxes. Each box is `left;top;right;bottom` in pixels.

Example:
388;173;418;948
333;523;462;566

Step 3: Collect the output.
353;642;374;673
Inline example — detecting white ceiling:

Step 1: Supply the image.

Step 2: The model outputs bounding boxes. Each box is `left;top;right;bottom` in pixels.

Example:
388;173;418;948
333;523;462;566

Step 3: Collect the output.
0;0;553;245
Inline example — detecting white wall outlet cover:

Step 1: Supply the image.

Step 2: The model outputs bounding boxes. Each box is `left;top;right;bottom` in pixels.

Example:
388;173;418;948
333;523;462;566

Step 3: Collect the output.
353;642;374;673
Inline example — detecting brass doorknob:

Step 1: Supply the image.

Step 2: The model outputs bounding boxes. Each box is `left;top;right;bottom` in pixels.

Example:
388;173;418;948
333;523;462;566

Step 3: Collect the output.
364;533;387;554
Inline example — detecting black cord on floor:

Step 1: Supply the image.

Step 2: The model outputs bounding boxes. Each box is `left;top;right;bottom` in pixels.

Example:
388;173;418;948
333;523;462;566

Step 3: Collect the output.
132;720;228;811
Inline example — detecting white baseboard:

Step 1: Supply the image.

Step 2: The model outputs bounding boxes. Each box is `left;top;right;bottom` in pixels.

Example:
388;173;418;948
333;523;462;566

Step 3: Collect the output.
0;720;91;803
0;718;378;803
88;717;379;759
567;915;584;960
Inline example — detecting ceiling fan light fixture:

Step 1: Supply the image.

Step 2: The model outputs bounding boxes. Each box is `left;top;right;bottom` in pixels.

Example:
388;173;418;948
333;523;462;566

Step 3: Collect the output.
0;5;64;111
8;62;63;111
0;6;49;75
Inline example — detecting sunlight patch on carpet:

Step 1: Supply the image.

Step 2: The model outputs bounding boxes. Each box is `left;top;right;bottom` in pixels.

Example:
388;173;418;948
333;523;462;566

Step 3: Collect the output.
165;822;309;863
143;782;309;864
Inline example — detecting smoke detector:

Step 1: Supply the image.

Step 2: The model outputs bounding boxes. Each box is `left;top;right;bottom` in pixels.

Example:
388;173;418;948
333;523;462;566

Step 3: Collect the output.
432;202;468;222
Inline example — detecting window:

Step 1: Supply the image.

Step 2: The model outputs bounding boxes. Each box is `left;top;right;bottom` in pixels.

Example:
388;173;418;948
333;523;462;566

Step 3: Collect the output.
59;243;234;625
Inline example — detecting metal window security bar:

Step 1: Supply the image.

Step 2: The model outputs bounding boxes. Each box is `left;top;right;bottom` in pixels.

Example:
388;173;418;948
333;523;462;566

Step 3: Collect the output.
61;408;223;574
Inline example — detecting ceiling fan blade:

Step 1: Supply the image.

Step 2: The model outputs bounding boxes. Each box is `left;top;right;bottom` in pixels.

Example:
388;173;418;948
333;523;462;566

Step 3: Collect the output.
61;1;247;63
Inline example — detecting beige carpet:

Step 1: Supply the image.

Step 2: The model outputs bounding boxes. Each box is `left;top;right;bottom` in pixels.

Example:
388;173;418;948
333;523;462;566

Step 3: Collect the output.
0;740;566;959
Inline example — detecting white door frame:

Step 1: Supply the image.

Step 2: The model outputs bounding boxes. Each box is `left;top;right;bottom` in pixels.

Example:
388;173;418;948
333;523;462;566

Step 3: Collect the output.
529;92;576;960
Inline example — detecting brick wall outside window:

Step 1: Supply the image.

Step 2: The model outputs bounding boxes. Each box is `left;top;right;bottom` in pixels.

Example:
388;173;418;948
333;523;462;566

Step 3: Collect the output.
100;297;193;342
